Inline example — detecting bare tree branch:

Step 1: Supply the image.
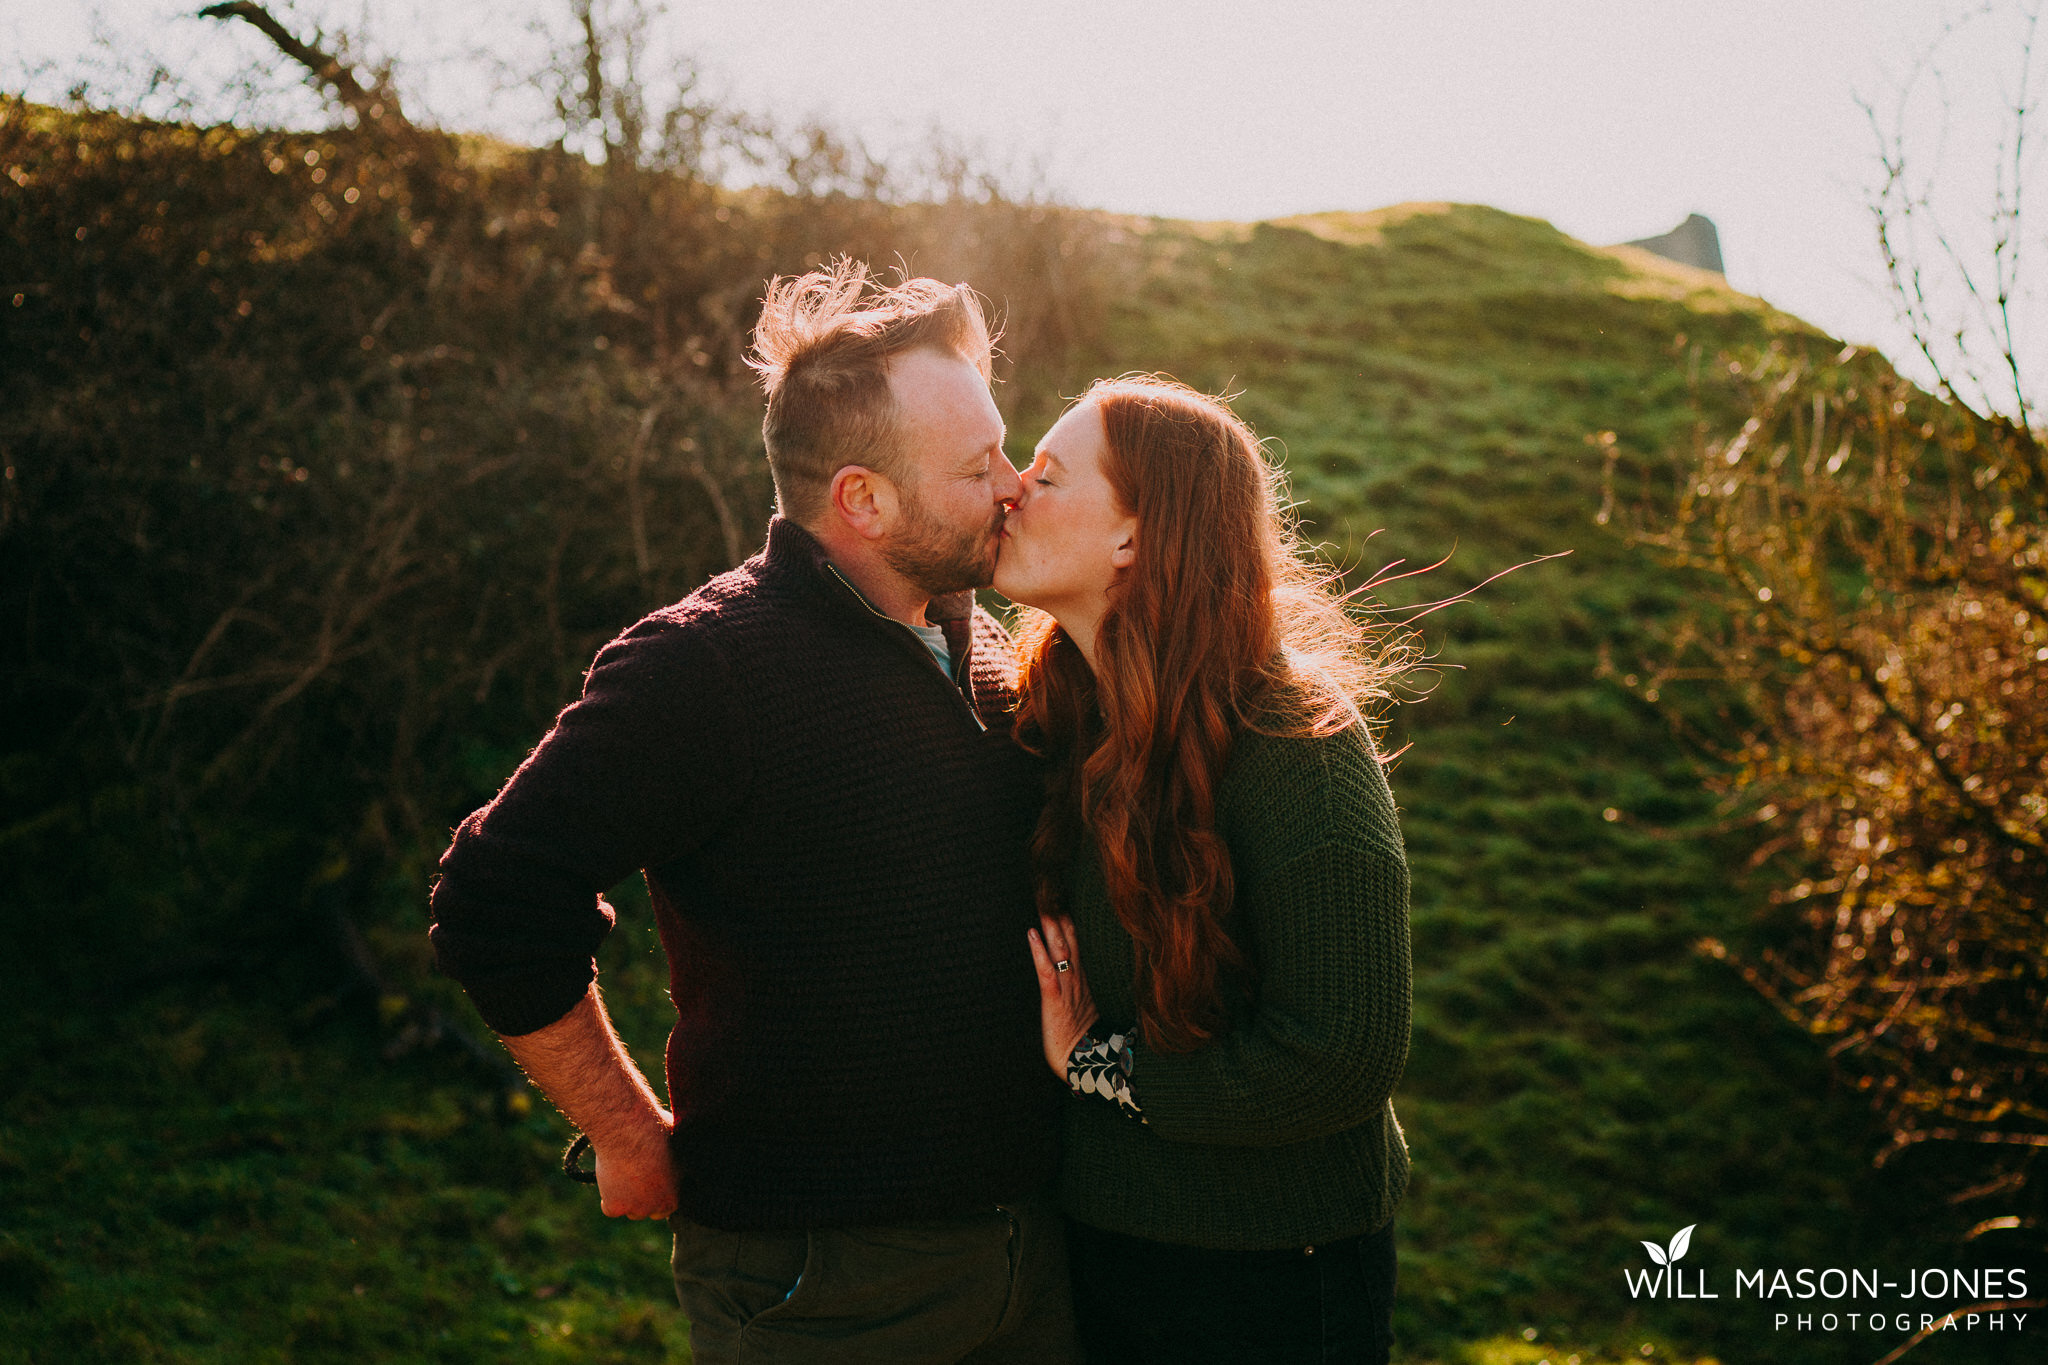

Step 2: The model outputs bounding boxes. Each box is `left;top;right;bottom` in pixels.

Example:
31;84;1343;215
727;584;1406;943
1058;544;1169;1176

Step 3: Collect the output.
1994;4;2039;430
197;2;412;133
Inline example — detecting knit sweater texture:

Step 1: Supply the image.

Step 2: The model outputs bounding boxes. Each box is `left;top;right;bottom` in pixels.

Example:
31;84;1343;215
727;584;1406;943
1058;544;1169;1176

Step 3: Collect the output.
429;517;1062;1231
1057;721;1413;1250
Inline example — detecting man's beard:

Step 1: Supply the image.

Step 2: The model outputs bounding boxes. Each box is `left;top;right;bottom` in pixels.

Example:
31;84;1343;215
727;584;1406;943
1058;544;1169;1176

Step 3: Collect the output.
882;490;1003;597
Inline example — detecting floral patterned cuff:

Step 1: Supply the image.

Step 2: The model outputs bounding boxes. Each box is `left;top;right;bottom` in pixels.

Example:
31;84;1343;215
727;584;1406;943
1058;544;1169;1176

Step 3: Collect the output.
1066;1029;1145;1122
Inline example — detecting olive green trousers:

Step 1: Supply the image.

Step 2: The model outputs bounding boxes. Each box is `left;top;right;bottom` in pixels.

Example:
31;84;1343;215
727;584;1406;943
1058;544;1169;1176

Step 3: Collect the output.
669;1193;1077;1364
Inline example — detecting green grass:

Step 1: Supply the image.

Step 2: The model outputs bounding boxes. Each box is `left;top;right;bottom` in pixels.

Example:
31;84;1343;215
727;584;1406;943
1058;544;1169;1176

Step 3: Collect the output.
5;200;2029;1364
0;870;690;1364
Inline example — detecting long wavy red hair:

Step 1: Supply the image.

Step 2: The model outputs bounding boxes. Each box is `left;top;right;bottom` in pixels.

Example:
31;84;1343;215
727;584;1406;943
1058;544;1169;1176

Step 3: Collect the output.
1014;376;1416;1053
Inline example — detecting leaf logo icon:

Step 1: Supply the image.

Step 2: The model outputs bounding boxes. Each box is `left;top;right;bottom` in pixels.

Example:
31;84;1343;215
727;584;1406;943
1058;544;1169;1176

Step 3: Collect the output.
1641;1224;1696;1266
1667;1225;1694;1262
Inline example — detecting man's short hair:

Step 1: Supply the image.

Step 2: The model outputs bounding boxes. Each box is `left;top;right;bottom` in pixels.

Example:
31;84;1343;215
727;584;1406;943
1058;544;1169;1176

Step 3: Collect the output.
748;260;994;522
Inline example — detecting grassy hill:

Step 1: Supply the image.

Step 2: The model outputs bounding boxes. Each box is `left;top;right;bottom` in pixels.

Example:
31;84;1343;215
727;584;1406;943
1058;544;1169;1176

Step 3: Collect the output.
1009;204;1984;1364
2;107;2022;1365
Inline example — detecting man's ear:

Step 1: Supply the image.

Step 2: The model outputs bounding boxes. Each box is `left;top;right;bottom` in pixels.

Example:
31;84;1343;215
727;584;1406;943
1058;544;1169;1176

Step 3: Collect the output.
828;465;901;542
1109;517;1138;570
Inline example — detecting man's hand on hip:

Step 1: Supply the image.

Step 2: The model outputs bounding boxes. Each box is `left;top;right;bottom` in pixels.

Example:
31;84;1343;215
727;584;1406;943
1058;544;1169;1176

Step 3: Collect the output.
500;984;681;1219
596;1109;680;1220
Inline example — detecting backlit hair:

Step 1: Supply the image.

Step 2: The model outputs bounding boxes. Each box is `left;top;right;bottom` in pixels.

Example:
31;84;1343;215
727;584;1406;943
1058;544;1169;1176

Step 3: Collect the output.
1014;376;1417;1053
747;259;993;522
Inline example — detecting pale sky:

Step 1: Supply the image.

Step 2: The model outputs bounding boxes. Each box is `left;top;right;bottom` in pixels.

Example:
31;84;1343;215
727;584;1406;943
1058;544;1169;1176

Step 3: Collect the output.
9;1;2045;408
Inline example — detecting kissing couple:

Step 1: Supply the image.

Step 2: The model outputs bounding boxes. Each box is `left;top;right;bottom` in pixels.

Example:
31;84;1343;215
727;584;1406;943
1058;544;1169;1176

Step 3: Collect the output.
429;260;1413;1364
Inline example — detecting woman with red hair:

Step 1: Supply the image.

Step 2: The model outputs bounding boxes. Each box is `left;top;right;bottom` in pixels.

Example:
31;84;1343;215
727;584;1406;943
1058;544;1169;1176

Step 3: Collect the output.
998;376;1415;1363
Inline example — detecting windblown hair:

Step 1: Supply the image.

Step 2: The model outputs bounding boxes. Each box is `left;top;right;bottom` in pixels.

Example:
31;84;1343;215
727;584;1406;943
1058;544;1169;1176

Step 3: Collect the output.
1014;376;1417;1053
747;259;994;521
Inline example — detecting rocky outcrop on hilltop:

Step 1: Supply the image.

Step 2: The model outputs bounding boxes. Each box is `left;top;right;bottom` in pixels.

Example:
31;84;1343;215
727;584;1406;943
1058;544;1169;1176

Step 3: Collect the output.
1625;213;1725;273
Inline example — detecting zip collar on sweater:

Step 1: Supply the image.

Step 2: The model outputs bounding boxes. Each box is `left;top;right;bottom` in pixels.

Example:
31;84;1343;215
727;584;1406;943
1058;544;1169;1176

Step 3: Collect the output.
760;515;994;730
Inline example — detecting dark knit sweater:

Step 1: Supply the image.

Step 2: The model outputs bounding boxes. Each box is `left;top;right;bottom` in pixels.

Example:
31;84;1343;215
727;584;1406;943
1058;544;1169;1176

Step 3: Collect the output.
429;517;1061;1230
1057;722;1413;1250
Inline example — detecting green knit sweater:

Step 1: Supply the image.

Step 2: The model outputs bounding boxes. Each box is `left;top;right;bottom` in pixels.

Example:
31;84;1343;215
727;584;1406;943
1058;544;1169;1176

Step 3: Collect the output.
1056;720;1412;1250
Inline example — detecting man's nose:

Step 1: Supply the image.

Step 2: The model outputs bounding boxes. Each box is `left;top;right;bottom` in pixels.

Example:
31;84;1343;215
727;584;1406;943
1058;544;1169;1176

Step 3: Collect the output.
995;455;1024;507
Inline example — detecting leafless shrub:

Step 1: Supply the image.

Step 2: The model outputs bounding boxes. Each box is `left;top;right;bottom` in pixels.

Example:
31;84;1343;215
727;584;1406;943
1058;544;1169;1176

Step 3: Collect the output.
1626;2;2048;1251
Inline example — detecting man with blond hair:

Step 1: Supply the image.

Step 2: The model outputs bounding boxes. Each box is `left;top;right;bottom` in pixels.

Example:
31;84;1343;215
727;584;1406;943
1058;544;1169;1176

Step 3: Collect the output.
429;262;1074;1362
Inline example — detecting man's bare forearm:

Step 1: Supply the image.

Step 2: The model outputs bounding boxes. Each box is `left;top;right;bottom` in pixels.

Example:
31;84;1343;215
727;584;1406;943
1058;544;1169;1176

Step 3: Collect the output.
501;983;677;1218
502;984;666;1138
